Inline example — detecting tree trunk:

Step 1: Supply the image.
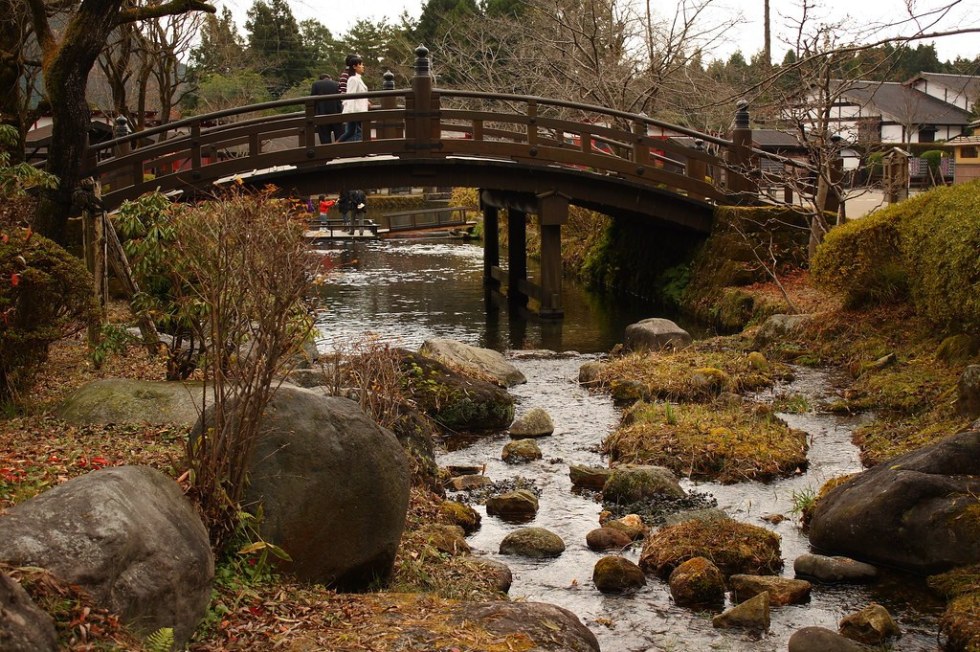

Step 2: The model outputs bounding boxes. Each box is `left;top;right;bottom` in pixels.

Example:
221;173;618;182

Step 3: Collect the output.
34;0;124;245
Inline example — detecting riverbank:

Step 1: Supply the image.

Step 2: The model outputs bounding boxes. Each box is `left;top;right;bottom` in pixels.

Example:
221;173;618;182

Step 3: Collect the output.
3;266;976;650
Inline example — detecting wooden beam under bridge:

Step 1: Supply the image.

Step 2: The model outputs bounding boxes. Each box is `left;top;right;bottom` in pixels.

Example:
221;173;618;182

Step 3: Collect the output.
480;189;569;318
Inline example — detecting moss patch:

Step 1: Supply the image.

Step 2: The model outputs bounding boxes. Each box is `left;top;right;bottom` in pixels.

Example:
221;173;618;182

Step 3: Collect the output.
639;517;783;578
603;399;808;484
929;564;980;652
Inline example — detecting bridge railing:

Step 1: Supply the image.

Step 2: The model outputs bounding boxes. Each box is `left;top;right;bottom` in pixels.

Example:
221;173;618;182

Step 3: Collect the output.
89;45;793;209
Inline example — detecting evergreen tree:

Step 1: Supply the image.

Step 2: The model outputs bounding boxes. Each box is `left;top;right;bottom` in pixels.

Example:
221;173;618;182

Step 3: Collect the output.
245;0;312;97
189;7;246;75
412;0;479;48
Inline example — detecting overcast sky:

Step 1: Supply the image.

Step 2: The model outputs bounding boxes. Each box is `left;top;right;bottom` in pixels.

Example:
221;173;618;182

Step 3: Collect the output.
219;0;979;64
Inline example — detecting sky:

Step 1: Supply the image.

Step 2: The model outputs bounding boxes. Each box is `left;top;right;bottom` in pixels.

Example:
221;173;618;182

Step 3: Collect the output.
218;0;980;64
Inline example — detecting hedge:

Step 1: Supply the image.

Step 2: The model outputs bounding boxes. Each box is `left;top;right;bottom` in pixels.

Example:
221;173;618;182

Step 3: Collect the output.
811;181;980;332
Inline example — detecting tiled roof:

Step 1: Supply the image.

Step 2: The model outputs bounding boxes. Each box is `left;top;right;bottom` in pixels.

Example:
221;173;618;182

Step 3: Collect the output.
910;72;980;101
945;133;980;145
836;80;974;126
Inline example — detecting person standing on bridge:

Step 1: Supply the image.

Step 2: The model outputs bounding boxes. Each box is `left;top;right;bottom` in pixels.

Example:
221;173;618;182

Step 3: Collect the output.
338;53;358;94
311;74;343;144
337;56;368;142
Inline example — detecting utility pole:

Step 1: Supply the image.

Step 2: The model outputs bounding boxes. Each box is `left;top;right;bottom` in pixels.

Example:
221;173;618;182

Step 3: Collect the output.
764;0;772;67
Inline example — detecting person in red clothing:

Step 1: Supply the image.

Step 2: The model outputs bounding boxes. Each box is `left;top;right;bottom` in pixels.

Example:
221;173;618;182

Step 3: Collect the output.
317;195;335;223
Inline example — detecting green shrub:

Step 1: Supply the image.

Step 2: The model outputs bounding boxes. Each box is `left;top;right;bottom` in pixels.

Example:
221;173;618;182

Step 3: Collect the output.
920;150;945;172
0;227;97;400
812;182;980;332
811;203;908;308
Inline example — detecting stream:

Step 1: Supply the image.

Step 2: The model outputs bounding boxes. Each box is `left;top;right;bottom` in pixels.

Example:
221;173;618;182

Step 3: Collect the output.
313;238;945;652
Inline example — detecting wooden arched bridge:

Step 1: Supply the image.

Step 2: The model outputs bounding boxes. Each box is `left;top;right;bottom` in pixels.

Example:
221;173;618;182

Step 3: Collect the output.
88;46;784;317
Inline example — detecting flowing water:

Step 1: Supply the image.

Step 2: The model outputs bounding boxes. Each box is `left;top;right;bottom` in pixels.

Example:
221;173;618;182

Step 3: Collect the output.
313;238;944;652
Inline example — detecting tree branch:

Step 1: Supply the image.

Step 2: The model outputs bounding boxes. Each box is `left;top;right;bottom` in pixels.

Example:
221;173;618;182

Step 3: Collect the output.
116;0;215;25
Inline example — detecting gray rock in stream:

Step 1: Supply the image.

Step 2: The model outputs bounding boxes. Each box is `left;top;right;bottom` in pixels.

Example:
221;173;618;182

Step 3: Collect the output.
794;553;878;583
809;429;980;573
419;338;527;387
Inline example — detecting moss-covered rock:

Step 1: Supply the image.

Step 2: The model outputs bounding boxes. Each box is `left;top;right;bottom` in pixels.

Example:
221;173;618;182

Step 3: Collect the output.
399;350;514;432
439;501;481;535
668;556;725;606
592;556;646;594
499;527;565;558
501;439;542;463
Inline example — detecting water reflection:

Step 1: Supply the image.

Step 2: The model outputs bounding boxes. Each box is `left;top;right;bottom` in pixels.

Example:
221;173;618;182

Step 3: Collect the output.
312;238;678;353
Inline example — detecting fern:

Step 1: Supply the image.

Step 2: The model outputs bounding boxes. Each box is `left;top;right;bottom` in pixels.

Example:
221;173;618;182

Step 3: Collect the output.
144;627;174;652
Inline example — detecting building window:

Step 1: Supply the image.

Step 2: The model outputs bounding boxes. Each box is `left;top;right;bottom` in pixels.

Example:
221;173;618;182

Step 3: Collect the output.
918;125;936;143
961;146;979;159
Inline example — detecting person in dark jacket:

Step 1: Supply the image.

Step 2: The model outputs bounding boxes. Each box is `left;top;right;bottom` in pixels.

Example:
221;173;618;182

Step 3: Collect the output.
310;74;342;144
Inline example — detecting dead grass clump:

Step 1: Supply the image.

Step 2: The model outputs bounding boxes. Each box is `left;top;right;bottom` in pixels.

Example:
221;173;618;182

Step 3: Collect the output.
638;517;783;579
603;399;808;484
389;487;506;601
595;345;790;403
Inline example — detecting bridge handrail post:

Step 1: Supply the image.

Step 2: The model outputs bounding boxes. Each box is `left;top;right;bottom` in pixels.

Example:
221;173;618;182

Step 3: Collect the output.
409;45;440;154
686;138;708;201
303;100;316;153
527;100;537;147
107;116;134;192
727;99;756;203
632;118;649;166
379;70;403;139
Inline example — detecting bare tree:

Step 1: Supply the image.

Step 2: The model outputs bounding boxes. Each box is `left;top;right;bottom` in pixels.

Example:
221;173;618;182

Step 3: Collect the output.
437;0;740;127
19;0;215;244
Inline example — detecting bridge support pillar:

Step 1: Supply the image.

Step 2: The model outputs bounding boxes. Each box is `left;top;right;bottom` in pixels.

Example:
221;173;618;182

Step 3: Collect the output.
482;203;500;289
537;192;567;318
507;210;528;308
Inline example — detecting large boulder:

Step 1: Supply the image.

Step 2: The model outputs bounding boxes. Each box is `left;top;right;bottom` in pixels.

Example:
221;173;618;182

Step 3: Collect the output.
957;365;980;418
55;378;209;426
451;602;599;652
399;350;515;432
419;338;526;387
809;429;980;573
199;385;411;589
0;466;213;646
623;318;692;353
0;571;57;652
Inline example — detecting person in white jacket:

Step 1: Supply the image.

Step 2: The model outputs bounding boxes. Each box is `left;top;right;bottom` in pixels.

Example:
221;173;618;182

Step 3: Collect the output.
337;56;368;142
